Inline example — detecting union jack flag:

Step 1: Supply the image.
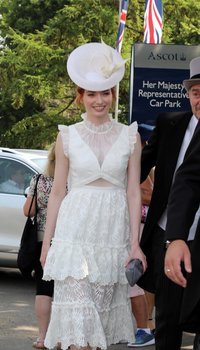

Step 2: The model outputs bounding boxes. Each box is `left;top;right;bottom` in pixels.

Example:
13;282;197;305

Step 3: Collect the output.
116;0;129;53
143;0;163;44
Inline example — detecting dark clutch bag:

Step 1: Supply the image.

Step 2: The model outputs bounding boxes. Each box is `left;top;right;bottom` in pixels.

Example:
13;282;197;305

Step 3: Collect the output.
125;259;144;287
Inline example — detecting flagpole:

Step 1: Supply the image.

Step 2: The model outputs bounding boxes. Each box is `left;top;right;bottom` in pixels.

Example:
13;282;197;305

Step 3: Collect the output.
114;83;120;122
115;0;122;121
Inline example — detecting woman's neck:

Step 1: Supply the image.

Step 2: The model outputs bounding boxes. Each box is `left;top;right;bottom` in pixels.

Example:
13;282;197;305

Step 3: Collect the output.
81;113;114;133
86;114;111;126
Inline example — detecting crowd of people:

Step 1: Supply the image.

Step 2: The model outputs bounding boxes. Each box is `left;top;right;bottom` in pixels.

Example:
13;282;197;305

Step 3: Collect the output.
23;42;200;350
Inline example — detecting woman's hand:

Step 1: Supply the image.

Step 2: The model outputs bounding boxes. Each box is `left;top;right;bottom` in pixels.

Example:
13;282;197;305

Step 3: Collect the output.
40;242;50;268
125;242;147;272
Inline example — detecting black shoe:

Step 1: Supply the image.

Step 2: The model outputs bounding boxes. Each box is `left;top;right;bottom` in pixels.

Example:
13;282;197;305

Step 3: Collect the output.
194;334;200;350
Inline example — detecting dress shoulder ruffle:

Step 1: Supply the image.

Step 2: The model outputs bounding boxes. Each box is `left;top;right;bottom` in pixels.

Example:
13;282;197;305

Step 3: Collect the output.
58;124;69;157
128;121;138;154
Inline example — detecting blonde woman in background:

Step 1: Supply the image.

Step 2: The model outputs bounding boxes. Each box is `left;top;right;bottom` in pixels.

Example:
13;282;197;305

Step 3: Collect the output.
23;143;56;349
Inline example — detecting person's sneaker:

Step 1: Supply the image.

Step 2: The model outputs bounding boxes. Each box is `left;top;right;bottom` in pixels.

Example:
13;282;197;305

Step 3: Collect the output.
127;329;155;347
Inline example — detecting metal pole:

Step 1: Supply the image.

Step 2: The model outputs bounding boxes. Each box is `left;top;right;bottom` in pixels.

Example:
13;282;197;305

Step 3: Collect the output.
114;84;120;121
114;0;122;121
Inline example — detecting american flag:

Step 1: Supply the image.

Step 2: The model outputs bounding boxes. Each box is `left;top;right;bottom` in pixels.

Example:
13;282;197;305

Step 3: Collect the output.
116;0;129;53
143;0;163;44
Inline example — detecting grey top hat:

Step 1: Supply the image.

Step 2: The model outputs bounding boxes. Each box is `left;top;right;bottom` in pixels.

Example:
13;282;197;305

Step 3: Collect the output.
183;56;200;91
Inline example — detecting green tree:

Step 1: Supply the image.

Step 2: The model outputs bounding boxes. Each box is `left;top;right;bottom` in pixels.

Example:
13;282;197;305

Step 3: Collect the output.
162;0;200;44
0;0;70;139
0;0;68;34
0;0;199;148
1;109;81;149
0;0;120;147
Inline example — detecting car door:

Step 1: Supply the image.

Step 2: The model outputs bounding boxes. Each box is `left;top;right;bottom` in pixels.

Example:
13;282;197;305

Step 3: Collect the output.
0;157;37;267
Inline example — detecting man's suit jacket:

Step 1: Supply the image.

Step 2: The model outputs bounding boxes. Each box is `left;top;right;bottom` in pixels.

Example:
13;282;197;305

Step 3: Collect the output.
165;126;200;333
138;110;193;292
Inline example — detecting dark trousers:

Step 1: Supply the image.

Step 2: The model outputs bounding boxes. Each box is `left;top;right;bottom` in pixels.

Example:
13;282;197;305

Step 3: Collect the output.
152;226;184;350
34;241;54;297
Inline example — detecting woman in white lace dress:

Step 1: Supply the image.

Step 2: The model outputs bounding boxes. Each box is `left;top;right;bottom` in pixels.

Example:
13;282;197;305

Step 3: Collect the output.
40;42;147;350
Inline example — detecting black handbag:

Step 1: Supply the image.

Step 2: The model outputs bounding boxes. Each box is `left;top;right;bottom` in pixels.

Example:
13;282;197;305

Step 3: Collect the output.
17;174;41;279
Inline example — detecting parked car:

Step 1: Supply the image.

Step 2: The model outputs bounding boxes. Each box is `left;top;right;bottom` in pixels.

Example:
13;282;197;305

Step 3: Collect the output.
0;148;47;267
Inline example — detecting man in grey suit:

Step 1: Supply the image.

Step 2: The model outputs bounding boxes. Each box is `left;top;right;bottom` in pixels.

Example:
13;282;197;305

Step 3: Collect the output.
138;56;200;350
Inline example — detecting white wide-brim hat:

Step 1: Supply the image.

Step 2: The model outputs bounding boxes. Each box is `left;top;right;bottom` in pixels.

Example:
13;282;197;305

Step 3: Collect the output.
183;56;200;91
67;42;126;91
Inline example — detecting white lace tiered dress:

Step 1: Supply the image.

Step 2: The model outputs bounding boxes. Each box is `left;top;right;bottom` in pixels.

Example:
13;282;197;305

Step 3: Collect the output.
43;114;138;350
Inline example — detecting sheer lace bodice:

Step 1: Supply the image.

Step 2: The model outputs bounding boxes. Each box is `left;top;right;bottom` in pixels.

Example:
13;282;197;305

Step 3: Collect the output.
76;113;123;166
59;114;137;189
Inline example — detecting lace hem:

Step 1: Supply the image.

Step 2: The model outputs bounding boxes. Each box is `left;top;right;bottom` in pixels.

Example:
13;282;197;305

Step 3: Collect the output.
43;239;129;284
44;299;134;349
45;302;107;349
58;124;69;156
128;121;138;154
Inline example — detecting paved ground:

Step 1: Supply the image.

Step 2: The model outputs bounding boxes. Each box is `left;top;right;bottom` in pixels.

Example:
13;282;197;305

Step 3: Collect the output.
115;332;195;350
0;267;195;350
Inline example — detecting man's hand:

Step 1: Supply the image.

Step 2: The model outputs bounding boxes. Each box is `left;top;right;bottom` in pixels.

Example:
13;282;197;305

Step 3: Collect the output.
164;240;192;287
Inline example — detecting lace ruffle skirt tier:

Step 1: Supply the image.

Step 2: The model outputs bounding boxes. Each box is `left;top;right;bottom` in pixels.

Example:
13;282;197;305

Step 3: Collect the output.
43;186;135;349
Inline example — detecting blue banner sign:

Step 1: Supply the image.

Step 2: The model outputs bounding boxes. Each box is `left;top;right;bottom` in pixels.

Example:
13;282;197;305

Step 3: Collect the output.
129;43;200;124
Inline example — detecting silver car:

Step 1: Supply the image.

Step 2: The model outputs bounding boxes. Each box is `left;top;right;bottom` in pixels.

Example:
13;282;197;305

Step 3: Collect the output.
0;148;47;267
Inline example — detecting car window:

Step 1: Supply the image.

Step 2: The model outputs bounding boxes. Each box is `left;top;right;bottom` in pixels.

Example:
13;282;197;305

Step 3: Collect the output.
29;157;47;171
0;158;35;195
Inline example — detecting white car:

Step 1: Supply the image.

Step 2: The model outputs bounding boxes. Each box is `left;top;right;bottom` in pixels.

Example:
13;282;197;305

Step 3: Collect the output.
0;148;47;267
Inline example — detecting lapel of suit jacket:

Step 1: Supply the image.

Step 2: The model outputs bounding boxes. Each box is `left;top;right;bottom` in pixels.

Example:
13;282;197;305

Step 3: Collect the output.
185;119;200;158
164;111;192;183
